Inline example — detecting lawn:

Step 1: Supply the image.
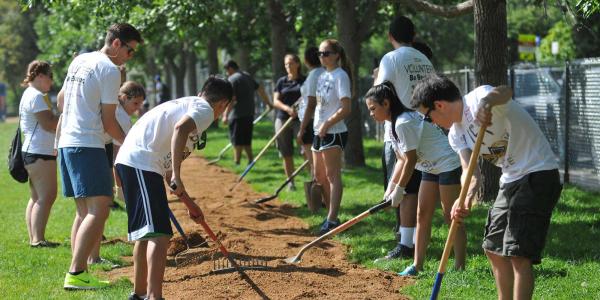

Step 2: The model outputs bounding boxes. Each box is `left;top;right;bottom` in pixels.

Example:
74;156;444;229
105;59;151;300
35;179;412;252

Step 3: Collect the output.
0;119;599;299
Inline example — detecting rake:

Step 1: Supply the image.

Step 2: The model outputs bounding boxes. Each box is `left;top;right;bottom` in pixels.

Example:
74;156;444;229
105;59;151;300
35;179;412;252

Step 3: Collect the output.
207;108;272;165
285;200;391;264
255;160;309;203
167;207;208;267
430;125;487;300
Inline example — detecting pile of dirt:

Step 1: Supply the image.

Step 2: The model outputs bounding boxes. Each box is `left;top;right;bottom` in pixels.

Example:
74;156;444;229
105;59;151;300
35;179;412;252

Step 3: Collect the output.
167;231;208;257
108;155;412;299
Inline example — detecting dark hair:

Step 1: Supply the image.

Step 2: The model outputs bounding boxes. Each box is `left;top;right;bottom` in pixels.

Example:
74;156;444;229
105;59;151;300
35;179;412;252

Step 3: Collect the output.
120;81;146;100
21;60;52;87
304;47;320;67
285;54;303;77
411;74;462;110
389;16;415;44
412;41;433;60
223;60;239;70
200;76;233;104
322;39;355;97
105;23;143;46
365;81;411;141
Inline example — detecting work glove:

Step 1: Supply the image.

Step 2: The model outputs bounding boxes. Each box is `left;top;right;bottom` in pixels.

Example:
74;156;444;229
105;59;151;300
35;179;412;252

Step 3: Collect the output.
386;184;405;208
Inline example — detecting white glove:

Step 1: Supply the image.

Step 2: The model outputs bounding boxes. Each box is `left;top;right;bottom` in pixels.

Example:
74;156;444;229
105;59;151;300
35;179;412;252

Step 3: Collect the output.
387;184;405;208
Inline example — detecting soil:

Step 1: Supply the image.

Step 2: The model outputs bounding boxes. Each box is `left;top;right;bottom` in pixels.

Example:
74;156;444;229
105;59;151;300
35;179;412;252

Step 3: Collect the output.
108;155;412;299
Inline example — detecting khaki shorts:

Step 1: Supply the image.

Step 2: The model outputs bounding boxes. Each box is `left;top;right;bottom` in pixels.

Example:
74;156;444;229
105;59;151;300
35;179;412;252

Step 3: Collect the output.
482;169;562;264
275;117;300;157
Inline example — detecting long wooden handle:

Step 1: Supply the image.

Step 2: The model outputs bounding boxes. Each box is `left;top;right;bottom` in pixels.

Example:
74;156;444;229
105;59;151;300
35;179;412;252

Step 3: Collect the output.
253;116;295;163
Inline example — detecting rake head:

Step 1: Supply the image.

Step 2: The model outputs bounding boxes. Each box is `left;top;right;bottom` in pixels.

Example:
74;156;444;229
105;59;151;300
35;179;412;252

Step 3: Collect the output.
210;256;269;274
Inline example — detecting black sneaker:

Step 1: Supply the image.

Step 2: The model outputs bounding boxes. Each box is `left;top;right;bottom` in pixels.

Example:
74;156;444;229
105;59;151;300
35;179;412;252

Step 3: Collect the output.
374;243;414;262
128;293;145;300
30;240;60;248
318;219;340;235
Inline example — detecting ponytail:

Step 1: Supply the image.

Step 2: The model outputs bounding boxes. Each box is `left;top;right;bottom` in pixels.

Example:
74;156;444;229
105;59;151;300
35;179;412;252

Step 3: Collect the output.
323;39;355;98
21;60;52;87
364;81;411;140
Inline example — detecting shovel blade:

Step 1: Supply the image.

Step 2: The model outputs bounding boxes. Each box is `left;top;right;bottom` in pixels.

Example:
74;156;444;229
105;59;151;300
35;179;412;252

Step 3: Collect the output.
285;255;301;264
255;194;277;204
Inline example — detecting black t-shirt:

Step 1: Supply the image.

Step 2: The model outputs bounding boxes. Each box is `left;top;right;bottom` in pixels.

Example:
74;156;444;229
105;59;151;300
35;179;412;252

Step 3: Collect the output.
228;71;259;119
274;75;305;120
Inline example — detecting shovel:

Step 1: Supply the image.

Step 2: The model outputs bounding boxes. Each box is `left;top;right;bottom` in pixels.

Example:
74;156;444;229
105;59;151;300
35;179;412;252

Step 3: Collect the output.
255;160;309;203
285;200;391;264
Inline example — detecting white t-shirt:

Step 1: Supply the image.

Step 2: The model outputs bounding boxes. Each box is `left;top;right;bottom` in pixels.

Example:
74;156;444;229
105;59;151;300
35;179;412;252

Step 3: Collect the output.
113;104;132;146
449;85;558;184
375;46;435;142
314;67;351;134
299;67;324;121
58;51;121;149
19;87;55;155
392;111;460;174
115;96;214;176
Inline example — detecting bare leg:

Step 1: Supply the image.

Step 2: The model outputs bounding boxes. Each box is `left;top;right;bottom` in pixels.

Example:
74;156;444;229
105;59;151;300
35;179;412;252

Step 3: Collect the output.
400;194;417;227
322;147;343;221
243;145;253;163
69;196;111;272
26;159;58;244
414;181;439;270
302;144;314;177
282;155;295;185
440;184;465;270
146;236;170;299
486;250;514;300
71;201;87;254
134;241;148;297
26;197;35;244
312;150;330;208
233;146;242;164
512;257;534;300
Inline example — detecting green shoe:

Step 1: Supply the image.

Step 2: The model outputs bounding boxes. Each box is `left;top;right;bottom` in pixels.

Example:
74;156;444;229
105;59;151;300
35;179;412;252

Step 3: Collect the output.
64;271;110;290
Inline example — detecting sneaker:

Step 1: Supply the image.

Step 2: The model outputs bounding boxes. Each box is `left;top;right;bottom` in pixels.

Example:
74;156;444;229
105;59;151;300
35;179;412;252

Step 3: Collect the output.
318;219;340;235
287;182;296;192
64;271;110;290
30;240;60;248
128;292;146;300
398;264;418;276
374;244;414;263
89;257;120;269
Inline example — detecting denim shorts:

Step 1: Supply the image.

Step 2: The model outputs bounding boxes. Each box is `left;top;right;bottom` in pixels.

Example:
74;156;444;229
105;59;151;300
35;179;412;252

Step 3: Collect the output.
482;169;562;264
59;147;113;198
421;167;462;185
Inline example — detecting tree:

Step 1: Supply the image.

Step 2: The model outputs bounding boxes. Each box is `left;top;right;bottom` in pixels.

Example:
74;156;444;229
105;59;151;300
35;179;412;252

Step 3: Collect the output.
539;20;576;63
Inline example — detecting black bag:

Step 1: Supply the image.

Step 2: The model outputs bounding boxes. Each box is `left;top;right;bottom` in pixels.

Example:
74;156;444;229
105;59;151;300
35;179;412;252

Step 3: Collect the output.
8;126;28;183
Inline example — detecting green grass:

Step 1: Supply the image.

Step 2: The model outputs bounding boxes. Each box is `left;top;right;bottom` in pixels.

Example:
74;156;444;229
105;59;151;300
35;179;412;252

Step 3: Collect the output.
0;120;599;299
202;120;600;299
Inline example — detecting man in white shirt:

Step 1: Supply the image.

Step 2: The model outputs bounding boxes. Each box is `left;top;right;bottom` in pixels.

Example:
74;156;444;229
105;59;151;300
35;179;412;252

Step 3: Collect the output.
374;15;435;260
412;74;561;300
60;23;142;290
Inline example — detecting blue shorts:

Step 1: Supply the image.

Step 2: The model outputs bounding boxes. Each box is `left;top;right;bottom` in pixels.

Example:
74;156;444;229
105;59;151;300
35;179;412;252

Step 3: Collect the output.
59;147;113;198
115;164;173;241
421;167;462;185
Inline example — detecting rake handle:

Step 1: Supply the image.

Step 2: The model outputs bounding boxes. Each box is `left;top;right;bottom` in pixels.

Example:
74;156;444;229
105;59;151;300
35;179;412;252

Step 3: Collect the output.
168;207;190;246
430;125;487;300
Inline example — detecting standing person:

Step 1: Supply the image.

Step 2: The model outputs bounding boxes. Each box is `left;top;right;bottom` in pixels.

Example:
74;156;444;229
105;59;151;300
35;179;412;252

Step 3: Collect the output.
298;47;324;178
223;60;272;165
412;74;561;300
115;77;232;300
60;23;142;290
0;81;6;122
273;54;305;190
373;15;435;260
311;39;352;235
364;81;465;277
19;60;60;247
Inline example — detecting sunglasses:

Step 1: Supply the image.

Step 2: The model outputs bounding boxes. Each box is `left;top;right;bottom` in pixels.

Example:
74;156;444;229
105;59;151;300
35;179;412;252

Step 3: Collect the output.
120;39;136;55
318;51;336;58
422;107;433;123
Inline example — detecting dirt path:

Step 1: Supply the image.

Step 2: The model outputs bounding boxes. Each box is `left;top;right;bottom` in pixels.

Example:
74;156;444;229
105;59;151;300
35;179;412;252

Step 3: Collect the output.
108;155;412;299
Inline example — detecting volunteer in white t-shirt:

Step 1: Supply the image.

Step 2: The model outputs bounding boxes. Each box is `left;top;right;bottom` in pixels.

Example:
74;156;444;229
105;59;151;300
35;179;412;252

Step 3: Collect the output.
373;15;435;261
309;39;353;235
298;47;325;177
19;60;60;248
59;23;142;291
412;74;561;299
364;81;466;277
115;77;232;300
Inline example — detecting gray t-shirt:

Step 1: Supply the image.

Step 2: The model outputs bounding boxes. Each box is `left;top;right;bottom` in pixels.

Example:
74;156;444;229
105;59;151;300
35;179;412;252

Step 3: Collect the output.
228;71;259;119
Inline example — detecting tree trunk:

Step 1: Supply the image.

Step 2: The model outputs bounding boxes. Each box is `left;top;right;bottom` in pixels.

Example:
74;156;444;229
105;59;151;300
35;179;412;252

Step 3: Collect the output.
207;37;219;75
474;0;507;202
164;61;173;100
268;0;288;82
236;43;251;72
186;50;198;95
167;46;187;98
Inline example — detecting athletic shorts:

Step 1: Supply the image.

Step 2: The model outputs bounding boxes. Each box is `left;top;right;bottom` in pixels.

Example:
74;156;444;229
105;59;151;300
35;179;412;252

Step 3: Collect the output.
404;169;422;194
482;169;562;264
228;116;254;146
105;143;114;167
115;164;173;241
59;147;113;198
301;119;315;145
23;152;56;166
275;117;300;157
422;167;462;185
311;132;348;152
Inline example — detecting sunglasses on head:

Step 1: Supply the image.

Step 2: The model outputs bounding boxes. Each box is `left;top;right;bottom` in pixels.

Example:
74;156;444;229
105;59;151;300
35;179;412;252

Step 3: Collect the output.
318;51;336;58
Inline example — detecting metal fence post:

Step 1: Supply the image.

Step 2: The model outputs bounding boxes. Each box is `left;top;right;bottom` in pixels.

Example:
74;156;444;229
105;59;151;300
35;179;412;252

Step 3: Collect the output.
564;61;571;184
464;66;470;92
509;66;515;91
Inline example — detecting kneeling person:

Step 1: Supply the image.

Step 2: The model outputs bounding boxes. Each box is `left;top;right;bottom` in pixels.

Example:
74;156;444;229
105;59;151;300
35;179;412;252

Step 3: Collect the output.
115;77;232;300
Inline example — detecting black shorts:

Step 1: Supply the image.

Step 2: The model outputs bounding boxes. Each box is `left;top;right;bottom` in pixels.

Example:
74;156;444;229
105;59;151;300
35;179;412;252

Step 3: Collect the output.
23;152;56;166
228;116;254;146
405;169;422;194
105;143;114;167
422;167;462;185
311;132;348;152
301;120;314;145
482;169;562;264
115;164;173;241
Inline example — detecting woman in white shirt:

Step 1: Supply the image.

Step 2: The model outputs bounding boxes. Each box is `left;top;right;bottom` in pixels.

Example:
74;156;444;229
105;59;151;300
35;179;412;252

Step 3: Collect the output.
365;81;466;276
310;39;353;235
19;60;60;247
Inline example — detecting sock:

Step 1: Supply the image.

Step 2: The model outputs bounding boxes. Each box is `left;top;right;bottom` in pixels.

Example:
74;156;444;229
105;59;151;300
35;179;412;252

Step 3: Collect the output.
400;227;415;248
69;270;84;276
